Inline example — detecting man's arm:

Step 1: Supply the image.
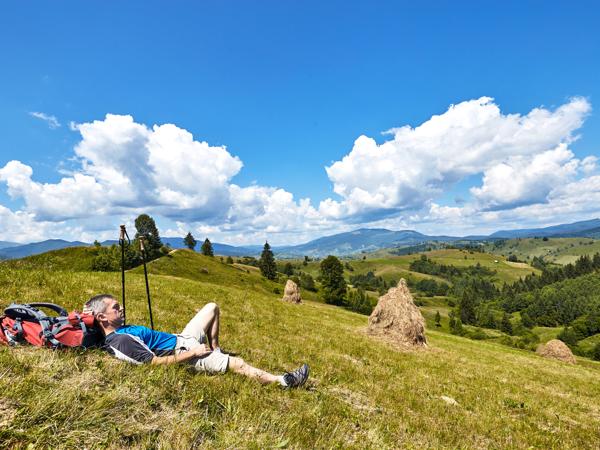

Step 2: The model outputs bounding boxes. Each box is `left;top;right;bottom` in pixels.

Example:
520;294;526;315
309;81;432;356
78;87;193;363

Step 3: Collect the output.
151;344;211;365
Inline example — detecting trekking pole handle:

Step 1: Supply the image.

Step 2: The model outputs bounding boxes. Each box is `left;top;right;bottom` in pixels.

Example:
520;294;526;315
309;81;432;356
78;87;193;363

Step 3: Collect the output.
139;236;146;252
119;225;131;244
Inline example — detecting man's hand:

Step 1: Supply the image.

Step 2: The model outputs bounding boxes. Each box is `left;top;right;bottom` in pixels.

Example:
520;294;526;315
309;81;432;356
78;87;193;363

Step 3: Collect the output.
151;344;211;365
192;344;212;357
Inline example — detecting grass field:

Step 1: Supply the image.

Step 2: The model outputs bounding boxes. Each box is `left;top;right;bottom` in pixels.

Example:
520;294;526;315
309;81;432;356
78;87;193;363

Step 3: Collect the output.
486;237;600;265
1;254;600;449
0;246;99;272
298;249;539;287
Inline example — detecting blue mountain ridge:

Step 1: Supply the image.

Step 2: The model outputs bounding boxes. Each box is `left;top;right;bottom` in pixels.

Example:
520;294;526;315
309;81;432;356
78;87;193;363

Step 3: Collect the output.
489;218;600;238
0;239;88;259
0;241;20;250
1;218;599;260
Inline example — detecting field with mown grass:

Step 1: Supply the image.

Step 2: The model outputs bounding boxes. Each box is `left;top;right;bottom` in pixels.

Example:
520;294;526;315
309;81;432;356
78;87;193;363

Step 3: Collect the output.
1;253;600;449
486;237;600;265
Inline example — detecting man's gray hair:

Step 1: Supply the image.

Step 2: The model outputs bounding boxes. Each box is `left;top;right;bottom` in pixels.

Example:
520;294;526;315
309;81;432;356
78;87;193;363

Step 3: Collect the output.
84;294;115;315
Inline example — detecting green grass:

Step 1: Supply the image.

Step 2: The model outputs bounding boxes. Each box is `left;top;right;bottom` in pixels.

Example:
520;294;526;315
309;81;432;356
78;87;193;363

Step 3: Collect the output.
532;326;562;343
578;334;600;354
304;249;539;286
1;260;600;448
0;246;98;272
131;249;279;293
487;237;600;265
421;249;540;283
131;249;320;302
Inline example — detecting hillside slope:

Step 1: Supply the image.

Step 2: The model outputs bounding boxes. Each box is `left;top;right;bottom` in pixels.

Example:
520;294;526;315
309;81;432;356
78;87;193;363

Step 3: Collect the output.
300;249;539;285
487;237;600;265
0;263;599;448
129;249;297;298
0;246;99;272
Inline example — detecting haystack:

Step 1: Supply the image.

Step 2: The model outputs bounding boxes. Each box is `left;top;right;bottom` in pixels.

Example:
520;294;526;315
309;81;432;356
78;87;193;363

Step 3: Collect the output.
368;279;427;347
536;339;576;364
282;279;302;304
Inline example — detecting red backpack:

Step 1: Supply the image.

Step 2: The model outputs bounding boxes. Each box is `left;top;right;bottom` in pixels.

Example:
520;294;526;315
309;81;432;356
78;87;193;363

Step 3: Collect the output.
0;302;103;349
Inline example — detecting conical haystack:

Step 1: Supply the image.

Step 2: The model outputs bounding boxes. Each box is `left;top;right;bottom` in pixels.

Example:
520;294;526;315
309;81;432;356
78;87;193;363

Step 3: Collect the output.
536;339;576;364
368;279;427;347
282;279;302;304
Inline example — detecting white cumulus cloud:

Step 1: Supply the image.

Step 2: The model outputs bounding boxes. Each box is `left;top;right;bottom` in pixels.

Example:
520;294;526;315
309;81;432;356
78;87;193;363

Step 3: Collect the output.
320;97;591;220
470;145;581;210
1;114;332;243
2;98;599;244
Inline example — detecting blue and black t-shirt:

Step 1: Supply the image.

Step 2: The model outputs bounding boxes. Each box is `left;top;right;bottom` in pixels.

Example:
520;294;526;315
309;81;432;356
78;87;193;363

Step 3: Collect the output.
104;325;177;364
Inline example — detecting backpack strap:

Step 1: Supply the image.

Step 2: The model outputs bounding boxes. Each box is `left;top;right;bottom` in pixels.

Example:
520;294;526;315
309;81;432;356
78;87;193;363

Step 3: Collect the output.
38;317;62;348
4;304;49;322
28;303;68;317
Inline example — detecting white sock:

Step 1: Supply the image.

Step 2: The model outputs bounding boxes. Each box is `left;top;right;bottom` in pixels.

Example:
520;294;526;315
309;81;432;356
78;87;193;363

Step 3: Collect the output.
278;375;287;387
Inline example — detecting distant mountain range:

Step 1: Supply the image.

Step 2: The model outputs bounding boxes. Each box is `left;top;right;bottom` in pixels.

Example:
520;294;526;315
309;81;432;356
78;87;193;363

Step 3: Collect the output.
272;229;464;258
0;239;88;259
0;241;20;250
1;218;599;260
489;218;600;239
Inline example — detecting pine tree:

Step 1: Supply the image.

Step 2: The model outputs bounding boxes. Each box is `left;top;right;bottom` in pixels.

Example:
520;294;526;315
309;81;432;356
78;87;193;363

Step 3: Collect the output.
226;256;234;264
500;312;513;335
435;311;442;327
183;232;197;250
201;238;214;257
520;311;534;328
459;287;477;325
450;318;464;335
319;255;347;305
259;242;277;280
283;262;294;276
134;214;162;260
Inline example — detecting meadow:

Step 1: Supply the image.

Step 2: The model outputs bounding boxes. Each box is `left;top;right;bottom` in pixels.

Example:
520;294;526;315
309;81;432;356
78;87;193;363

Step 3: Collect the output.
298;248;539;287
485;237;600;265
1;250;600;449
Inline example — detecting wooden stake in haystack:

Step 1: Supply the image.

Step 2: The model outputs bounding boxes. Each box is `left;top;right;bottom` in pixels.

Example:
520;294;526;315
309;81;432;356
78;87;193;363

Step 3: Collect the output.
368;279;427;347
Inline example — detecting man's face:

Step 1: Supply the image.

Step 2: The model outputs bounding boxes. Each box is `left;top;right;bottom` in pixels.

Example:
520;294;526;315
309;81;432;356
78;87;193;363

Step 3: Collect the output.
98;298;124;328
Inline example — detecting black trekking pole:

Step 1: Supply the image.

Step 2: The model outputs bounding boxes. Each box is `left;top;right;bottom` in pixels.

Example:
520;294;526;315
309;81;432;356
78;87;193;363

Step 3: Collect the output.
119;225;130;326
139;236;155;330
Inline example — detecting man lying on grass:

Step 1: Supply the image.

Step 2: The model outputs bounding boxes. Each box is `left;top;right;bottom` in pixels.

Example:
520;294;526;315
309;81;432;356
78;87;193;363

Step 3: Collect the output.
83;294;309;388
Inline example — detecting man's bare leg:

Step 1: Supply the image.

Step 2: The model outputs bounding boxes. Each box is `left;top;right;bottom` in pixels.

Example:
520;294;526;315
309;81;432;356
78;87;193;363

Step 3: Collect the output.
181;302;220;350
228;357;281;384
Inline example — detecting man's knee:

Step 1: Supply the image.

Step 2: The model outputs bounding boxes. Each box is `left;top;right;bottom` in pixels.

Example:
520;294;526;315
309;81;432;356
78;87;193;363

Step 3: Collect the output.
228;356;244;371
204;302;219;314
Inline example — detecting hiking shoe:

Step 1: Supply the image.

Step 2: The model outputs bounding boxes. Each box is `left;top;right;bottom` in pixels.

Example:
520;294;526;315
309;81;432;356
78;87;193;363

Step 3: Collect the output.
283;363;309;388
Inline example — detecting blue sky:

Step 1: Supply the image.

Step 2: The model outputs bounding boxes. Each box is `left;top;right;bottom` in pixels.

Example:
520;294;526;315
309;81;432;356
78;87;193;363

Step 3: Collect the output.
1;1;600;244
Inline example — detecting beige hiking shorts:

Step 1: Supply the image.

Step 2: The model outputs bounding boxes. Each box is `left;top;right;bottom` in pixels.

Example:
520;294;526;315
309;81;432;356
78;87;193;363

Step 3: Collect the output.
174;311;229;373
175;335;229;374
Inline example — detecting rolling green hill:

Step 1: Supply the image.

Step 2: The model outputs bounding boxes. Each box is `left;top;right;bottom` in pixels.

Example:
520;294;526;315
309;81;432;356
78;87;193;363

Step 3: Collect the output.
129;249;322;301
486;237;600;265
130;249;278;293
300;249;539;286
1;258;599;448
0;246;99;272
